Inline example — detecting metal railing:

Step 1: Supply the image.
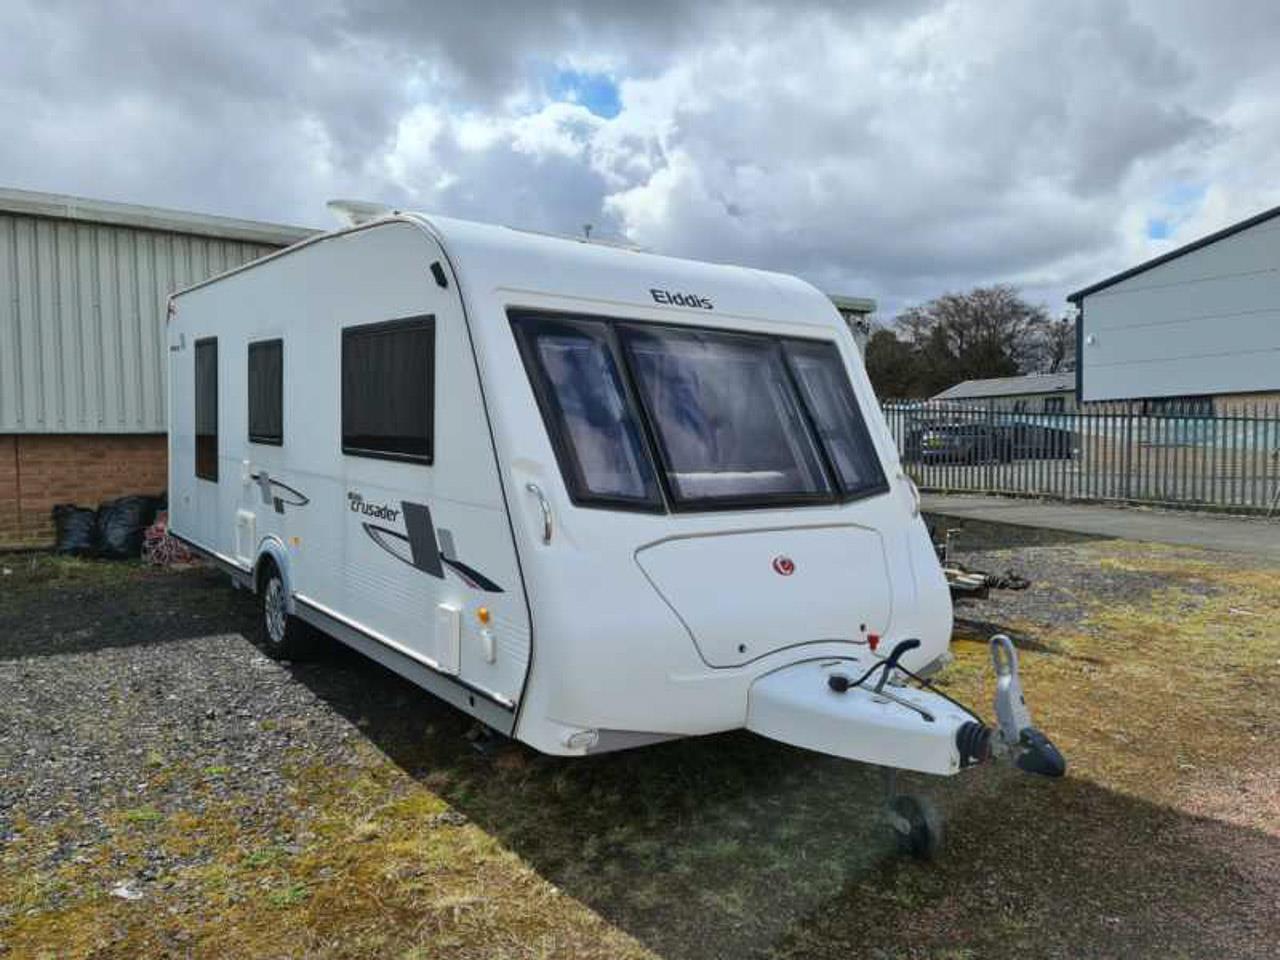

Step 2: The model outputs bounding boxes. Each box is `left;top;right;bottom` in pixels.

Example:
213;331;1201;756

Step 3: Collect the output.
881;399;1280;516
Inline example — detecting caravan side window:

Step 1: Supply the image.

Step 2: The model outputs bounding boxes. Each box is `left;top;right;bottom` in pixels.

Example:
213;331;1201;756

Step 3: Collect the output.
342;316;434;463
248;339;283;445
194;338;218;481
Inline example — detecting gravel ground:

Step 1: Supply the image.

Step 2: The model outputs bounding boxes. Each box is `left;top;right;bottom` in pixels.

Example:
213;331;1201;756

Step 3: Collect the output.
0;560;367;914
2;633;359;868
924;512;1259;636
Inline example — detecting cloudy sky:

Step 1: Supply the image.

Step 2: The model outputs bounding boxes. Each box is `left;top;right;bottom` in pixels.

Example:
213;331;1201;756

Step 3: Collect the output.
3;0;1277;316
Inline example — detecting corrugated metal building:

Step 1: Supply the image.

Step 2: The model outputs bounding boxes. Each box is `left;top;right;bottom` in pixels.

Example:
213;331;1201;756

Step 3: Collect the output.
0;187;314;546
930;371;1077;412
1069;203;1280;412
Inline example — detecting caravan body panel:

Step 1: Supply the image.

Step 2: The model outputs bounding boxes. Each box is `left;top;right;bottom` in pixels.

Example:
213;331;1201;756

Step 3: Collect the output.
168;220;531;714
634;525;893;668
168;211;951;759
406;214;951;753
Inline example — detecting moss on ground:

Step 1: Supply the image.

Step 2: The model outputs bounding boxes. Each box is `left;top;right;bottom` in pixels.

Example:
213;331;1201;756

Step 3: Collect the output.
2;744;655;959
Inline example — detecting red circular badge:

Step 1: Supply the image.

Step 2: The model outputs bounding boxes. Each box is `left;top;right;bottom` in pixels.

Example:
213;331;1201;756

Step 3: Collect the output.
772;556;795;576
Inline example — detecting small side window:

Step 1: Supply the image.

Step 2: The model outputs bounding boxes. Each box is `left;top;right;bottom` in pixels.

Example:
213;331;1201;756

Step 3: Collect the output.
342;316;434;463
248;339;283;445
194;337;219;481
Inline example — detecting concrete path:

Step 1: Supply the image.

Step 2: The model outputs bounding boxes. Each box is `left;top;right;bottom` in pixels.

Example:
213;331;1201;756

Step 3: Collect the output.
922;493;1280;560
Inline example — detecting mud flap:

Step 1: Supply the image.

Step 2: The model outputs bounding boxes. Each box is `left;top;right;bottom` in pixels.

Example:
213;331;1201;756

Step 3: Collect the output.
746;659;976;776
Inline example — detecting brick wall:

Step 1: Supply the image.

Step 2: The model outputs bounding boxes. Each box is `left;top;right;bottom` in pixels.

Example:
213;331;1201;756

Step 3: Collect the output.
0;434;167;548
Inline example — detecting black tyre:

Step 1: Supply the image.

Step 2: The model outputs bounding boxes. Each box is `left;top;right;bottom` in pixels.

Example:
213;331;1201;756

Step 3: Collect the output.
892;794;943;861
258;561;313;660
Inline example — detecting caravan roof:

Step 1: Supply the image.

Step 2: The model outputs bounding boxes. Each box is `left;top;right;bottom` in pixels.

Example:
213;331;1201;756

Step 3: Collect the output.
174;211;839;337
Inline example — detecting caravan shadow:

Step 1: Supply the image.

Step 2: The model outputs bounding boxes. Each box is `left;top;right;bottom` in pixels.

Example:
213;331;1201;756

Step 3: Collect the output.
0;559;258;660
286;645;1279;960
922;513;1110;552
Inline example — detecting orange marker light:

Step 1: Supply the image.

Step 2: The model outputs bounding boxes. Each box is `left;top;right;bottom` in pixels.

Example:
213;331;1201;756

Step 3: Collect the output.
477;607;491;625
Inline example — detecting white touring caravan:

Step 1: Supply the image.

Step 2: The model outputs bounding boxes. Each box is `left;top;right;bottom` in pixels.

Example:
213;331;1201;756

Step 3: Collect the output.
168;208;1062;856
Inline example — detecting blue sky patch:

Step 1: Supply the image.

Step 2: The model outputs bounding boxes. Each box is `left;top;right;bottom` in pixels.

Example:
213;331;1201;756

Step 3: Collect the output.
548;68;621;119
1148;181;1206;240
1163;181;1207;209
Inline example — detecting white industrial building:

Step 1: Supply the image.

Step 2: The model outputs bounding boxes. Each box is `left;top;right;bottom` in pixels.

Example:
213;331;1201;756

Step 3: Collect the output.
1069;203;1280;414
0;187;314;547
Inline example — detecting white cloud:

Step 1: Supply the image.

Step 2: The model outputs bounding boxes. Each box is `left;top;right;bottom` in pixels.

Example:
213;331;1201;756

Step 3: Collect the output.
2;0;1278;314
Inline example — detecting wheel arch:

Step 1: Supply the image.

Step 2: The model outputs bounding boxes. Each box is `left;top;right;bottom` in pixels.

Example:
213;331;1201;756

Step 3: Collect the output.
253;536;296;614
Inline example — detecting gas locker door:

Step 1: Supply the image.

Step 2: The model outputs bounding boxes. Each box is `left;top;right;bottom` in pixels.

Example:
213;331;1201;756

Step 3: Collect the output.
334;222;531;712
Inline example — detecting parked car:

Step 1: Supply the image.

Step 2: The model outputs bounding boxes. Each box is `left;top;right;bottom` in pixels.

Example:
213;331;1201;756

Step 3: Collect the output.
907;422;1011;463
1003;423;1076;460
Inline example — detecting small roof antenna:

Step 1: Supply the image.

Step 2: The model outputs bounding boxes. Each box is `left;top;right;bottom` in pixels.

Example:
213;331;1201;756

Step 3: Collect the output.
326;199;395;227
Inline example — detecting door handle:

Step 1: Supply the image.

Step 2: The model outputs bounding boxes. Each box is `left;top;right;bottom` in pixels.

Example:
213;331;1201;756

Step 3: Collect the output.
525;482;552;544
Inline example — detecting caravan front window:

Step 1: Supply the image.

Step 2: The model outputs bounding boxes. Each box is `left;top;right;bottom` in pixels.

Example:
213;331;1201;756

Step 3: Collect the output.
513;315;662;509
511;310;889;512
782;340;886;497
620;326;832;506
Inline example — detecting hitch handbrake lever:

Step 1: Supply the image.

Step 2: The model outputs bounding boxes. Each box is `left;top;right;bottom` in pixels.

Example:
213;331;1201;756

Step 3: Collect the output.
874;638;920;693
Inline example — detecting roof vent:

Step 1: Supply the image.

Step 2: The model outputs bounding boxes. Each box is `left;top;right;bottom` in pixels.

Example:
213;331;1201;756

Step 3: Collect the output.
326;199;396;227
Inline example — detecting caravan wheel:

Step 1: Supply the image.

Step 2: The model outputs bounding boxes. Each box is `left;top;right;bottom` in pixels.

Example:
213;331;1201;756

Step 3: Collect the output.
258;562;313;660
891;794;943;861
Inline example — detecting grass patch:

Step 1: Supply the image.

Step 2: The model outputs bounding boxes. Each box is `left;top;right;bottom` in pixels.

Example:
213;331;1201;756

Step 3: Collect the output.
117;806;166;825
266;883;310;909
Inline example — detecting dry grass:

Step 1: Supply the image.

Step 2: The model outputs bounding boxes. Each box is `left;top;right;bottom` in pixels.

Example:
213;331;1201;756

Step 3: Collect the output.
3;541;1278;958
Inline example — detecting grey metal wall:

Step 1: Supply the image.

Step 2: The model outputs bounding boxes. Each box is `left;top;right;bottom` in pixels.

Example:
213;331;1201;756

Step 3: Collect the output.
1079;215;1280;402
0;212;278;433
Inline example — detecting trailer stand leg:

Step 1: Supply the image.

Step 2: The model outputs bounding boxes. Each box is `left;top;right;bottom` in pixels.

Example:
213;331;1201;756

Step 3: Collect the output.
463;721;509;756
882;767;943;861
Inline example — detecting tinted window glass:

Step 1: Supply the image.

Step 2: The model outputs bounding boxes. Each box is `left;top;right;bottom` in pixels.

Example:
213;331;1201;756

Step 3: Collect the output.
513;315;660;506
194;337;218;481
620;326;831;504
342;317;434;463
248;339;283;445
783;340;887;496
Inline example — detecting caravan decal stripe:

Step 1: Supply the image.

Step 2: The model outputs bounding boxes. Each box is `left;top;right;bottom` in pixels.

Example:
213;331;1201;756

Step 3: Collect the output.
251;471;310;515
358;498;505;593
440;557;505;593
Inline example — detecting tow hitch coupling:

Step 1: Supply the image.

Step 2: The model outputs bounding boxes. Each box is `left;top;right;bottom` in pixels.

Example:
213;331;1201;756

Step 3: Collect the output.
987;634;1066;778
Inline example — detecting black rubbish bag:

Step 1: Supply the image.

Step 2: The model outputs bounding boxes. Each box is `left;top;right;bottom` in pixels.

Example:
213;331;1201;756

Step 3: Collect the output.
52;504;99;556
95;495;162;559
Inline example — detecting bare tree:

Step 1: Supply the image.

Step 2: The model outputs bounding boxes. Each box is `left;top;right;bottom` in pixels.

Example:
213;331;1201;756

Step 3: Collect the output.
1037;315;1076;373
891;285;1053;396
